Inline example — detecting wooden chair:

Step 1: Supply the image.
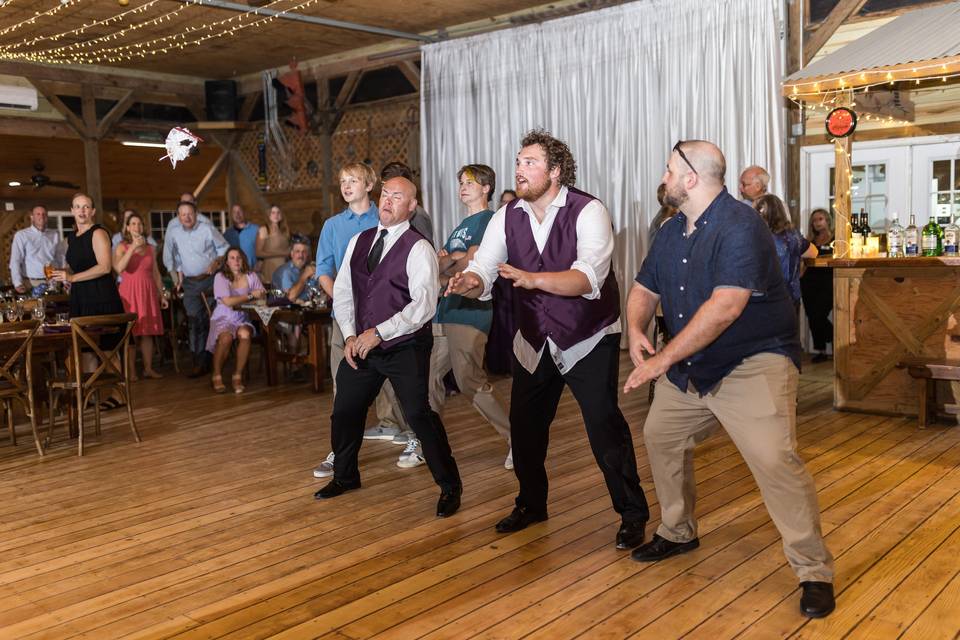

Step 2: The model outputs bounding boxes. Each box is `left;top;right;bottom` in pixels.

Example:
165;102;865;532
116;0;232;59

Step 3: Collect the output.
200;291;266;378
47;313;141;456
0;320;44;456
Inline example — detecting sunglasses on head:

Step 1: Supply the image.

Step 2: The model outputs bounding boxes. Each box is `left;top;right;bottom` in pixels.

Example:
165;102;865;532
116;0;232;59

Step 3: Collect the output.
673;141;698;175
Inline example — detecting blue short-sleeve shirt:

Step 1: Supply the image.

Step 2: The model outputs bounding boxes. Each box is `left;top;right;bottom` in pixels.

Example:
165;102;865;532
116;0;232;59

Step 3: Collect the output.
635;188;800;394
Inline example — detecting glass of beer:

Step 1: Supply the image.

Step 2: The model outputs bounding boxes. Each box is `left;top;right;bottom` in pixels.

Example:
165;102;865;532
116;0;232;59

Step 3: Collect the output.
43;263;54;280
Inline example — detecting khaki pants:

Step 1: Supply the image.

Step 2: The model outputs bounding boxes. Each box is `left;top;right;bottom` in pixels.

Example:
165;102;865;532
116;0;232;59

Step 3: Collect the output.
329;320;408;430
430;323;510;443
644;353;834;583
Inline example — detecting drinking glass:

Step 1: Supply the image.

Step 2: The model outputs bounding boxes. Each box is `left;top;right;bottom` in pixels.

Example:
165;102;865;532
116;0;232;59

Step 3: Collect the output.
56;312;69;325
43;263;54;280
5;306;18;323
32;305;46;322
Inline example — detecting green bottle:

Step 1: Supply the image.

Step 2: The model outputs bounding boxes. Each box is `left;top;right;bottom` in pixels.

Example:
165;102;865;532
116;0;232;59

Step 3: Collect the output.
921;216;943;256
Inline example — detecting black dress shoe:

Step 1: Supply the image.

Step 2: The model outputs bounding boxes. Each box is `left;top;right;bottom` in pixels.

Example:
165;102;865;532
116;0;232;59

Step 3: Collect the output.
436;487;462;518
615;520;647;550
800;581;835;618
630;534;700;562
313;478;360;500
495;505;548;533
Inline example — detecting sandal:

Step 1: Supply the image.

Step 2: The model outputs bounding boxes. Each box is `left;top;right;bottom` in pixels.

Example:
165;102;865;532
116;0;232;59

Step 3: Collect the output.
212;374;226;393
232;373;245;394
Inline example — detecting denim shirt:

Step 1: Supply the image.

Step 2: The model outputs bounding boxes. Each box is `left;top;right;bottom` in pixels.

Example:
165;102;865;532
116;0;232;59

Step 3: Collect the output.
635;188;799;394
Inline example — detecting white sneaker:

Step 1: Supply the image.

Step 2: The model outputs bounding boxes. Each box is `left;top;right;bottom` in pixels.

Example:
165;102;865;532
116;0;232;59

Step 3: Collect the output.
363;424;402;440
391;430;415;445
504;448;514;470
313;452;335;478
397;438;425;468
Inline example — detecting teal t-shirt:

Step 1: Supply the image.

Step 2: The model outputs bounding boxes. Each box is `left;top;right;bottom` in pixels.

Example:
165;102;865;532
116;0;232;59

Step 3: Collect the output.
435;209;495;332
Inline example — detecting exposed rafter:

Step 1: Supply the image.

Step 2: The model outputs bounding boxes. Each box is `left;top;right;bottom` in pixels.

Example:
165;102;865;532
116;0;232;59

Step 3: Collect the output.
804;0;870;66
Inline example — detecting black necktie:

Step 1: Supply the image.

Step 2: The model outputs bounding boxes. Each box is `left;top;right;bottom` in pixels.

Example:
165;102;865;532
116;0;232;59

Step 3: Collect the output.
367;228;388;272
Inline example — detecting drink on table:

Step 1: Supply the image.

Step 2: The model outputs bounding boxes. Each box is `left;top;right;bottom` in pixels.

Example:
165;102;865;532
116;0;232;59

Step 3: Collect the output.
943;214;960;256
888;214;904;258
905;214;920;257
921;215;943;257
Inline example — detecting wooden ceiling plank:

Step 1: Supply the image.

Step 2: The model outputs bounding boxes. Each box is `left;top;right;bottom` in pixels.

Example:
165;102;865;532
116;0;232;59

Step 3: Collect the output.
31;81;87;137
96;90;137;139
803;0;870;67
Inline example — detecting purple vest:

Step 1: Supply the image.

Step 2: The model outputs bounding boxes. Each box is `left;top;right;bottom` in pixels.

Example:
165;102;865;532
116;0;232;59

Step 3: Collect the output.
505;187;620;351
350;226;431;350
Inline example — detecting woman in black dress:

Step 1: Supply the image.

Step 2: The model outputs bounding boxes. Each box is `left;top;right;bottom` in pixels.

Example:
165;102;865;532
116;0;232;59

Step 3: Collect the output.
51;193;124;318
51;193;126;407
799;208;834;362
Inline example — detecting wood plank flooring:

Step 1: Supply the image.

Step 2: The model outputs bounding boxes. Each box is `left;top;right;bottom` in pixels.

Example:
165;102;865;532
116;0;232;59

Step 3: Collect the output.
1;355;959;639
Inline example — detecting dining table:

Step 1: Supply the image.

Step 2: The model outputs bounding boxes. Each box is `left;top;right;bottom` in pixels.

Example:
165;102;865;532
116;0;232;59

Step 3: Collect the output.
241;303;331;392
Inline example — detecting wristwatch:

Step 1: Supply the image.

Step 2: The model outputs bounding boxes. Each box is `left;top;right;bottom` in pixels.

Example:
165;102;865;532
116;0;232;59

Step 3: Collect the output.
374;327;383;340
247;293;254;301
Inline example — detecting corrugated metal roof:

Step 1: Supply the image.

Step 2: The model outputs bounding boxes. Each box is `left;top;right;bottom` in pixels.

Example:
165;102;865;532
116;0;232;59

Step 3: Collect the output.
786;1;960;82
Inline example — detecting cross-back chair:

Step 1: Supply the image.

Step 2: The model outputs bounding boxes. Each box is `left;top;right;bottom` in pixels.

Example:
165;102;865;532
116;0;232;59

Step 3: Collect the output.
47;313;141;456
0;319;43;456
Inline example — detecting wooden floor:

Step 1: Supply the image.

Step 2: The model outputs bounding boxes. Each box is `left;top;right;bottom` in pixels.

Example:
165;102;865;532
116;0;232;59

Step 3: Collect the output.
1;355;960;640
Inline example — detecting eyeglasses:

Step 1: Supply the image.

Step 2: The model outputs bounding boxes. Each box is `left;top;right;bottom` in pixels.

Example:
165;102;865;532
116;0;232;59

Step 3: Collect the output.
673;141;698;175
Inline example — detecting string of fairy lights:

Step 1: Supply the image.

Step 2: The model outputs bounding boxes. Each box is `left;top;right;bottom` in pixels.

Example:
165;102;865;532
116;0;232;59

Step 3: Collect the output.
0;0;327;65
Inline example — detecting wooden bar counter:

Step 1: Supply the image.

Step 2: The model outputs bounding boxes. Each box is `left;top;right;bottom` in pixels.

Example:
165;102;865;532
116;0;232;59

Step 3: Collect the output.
806;256;960;417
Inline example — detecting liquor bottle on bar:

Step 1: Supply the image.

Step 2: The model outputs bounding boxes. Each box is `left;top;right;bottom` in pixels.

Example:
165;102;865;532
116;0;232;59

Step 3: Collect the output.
905;214;920;256
851;208;865;244
887;213;904;257
943;214;959;256
921;215;943;256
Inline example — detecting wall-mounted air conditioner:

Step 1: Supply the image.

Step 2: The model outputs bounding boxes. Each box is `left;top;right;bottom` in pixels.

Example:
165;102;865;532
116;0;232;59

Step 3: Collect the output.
0;84;38;111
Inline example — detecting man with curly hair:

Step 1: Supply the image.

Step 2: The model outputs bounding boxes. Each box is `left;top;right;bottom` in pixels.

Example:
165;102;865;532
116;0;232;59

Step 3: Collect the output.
447;130;649;550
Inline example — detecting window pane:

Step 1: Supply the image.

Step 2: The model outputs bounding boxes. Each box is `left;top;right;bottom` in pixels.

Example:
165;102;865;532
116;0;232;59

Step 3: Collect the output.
933;159;951;192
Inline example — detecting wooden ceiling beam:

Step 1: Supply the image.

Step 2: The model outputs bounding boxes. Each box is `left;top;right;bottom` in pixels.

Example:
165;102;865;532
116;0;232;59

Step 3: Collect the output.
804;0;869;66
31;81;87;137
193;149;231;203
238;91;262;122
0;61;203;98
398;60;421;89
333;71;362;112
237;51;420;95
96;90;137;139
31;80;197;108
0;117;80;139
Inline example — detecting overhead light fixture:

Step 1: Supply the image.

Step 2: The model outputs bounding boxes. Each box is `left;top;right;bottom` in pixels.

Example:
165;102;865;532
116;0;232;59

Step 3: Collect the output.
122;141;166;149
7;181;21;187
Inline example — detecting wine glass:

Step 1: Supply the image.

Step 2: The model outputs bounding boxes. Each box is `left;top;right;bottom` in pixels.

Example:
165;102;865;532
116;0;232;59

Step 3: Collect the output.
4;306;18;323
32;305;46;323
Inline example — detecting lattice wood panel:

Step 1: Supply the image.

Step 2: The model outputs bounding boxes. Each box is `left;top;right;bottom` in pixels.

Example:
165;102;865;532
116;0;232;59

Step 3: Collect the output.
0;215;30;285
236;98;419;194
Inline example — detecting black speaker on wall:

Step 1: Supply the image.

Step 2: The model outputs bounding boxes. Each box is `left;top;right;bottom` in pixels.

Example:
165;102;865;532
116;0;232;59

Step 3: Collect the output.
205;80;237;121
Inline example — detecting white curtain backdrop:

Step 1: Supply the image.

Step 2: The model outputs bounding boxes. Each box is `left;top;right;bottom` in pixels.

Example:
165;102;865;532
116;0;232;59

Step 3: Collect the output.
420;0;785;313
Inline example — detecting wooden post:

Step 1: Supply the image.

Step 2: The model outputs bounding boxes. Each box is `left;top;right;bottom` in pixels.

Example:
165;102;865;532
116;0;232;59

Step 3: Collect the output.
833;135;852;258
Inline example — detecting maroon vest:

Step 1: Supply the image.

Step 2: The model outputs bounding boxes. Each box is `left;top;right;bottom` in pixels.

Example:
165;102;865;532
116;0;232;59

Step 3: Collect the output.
350;226;431;350
505;187;620;351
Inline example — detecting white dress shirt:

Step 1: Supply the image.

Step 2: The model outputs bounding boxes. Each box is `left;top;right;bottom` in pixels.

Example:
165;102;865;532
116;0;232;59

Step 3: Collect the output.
9;225;63;286
333;220;439;342
465;185;621;374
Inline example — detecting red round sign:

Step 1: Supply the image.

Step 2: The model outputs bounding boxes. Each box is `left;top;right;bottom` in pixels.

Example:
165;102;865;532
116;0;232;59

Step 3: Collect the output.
826;107;857;138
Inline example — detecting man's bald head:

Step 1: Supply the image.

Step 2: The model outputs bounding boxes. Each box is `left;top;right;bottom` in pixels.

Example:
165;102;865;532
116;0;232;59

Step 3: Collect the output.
679;140;726;184
739;165;769;201
378;176;418;227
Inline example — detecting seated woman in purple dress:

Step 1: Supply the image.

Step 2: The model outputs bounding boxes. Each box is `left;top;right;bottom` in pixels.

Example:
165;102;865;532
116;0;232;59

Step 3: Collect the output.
754;195;819;314
206;247;265;393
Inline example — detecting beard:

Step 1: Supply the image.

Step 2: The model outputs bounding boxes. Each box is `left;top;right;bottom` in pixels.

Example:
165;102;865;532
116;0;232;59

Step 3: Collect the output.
663;182;689;209
516;174;552;202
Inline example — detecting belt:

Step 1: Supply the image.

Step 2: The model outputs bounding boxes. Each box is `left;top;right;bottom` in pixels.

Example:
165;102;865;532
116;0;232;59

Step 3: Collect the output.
184;273;212;281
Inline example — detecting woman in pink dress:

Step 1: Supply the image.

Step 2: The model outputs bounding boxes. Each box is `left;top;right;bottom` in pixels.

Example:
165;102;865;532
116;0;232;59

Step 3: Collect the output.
113;212;168;380
206;247;265;393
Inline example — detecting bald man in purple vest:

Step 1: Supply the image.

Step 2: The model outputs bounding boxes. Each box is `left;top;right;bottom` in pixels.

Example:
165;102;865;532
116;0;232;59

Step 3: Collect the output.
316;177;463;518
447;130;650;549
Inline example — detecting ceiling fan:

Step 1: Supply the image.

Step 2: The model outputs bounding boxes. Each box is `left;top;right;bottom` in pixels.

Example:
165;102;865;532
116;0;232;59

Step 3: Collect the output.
9;161;80;191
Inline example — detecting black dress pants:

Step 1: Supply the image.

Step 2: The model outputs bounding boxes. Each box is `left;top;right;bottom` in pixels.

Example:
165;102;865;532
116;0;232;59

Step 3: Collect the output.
331;333;461;493
509;333;649;523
